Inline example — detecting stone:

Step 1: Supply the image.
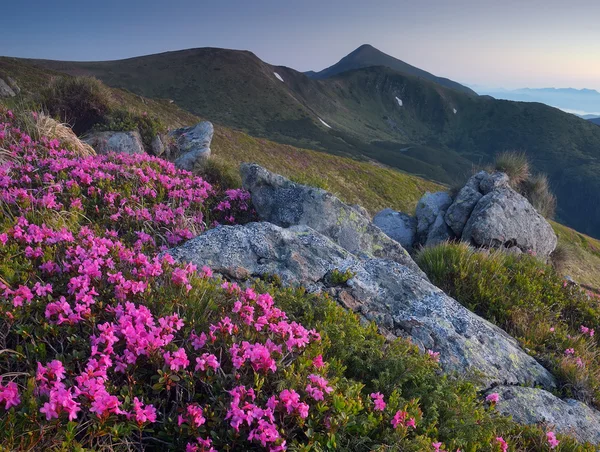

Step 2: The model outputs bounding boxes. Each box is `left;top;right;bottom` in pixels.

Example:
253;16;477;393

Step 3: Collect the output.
461;186;558;259
150;134;165;156
424;212;455;247
479;171;510;195
415;192;453;243
169;222;556;390
373;208;416;251
170;121;213;171
83;131;145;155
240;163;422;275
351;204;370;219
444;172;487;237
487;386;600;445
0;78;16;98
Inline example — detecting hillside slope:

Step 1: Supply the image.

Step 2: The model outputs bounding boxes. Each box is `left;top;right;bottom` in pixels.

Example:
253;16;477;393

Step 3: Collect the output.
22;48;600;238
307;44;476;95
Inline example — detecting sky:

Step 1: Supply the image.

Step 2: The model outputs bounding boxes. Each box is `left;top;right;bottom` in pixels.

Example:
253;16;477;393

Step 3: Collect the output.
1;0;600;90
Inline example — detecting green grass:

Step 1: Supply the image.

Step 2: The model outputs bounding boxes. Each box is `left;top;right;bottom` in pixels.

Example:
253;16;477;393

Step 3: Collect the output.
417;242;600;407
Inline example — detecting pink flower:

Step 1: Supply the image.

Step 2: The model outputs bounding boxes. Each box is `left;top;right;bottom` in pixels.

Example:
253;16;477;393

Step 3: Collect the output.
495;437;508;452
312;354;325;369
564;348;575;356
0;381;20;409
427;349;440;362
370;392;386;411
547;431;560;449
486;392;499;403
391;410;407;429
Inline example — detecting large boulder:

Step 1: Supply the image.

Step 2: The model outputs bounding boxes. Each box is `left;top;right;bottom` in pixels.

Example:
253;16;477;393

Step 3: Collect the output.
169;222;556;389
0;78;16;98
170;121;213;171
373;208;416;251
461;186;557;258
240;163;422;275
415;192;453;242
84;131;145;155
488;386;600;444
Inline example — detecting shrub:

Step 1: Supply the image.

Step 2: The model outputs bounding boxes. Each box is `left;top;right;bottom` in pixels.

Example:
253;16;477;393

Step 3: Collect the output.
417;242;600;406
40;76;112;134
494;151;530;186
521;173;557;218
95;109;166;151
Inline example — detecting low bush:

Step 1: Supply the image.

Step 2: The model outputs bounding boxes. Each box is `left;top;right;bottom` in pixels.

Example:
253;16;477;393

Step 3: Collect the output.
0;107;593;451
40;76;112;134
417;242;600;407
95;108;166;151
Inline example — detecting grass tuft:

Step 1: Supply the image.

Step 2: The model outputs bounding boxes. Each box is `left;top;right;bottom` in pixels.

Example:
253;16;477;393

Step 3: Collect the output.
494;151;530;187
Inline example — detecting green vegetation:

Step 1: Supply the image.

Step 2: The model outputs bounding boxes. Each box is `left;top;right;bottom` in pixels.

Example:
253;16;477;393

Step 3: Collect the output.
417;242;600;407
493;151;556;218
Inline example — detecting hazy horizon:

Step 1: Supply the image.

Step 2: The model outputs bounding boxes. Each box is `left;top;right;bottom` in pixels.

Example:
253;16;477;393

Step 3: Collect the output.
2;0;599;91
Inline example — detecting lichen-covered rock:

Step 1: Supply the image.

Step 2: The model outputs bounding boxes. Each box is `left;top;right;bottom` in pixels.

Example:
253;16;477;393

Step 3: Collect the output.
479;171;510;195
351;204;370;219
461;186;557;258
373;208;416;251
0;78;16;98
169;222;556;390
487;386;600;444
170;121;213;171
240;163;422;274
84;131;145;155
415;192;453;242
150;134;165;156
445;172;486;237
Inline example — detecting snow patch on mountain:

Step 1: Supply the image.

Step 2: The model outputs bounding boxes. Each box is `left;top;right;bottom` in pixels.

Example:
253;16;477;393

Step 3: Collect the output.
453;108;457;114
274;72;284;82
318;117;332;128
395;97;403;107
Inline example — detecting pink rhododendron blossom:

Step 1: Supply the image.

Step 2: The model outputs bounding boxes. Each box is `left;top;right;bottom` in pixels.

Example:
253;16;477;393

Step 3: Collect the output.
370;392;386;411
486;393;499;403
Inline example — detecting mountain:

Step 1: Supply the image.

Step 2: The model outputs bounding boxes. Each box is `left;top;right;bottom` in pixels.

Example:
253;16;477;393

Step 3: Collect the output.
21;48;600;239
589;117;600;125
475;87;600;117
307;44;476;95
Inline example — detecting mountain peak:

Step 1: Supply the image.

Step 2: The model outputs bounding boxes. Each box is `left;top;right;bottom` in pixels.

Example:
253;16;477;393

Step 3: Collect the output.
307;45;476;95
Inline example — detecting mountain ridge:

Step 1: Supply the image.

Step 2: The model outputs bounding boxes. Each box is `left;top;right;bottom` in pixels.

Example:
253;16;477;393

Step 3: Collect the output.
17;46;600;239
307;44;477;95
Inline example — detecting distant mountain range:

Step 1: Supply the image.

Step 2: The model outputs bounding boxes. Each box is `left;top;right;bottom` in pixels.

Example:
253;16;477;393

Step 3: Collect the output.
474;87;600;118
14;45;600;238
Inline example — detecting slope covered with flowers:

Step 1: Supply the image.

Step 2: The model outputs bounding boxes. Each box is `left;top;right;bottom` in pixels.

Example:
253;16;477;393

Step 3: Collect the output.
0;108;593;451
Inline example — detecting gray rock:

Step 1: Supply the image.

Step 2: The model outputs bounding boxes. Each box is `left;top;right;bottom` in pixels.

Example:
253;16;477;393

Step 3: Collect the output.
0;78;16;98
462;187;557;258
444;172;487;237
425;212;455;247
479;171;510;195
415;192;453;243
83;131;145;155
6;77;20;95
488;386;600;444
373;208;416;251
150;134;165;156
169;222;556;389
241;163;422;275
351;204;370;219
170;121;213;171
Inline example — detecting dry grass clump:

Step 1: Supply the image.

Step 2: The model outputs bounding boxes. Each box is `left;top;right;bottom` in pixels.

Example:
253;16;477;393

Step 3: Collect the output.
494;151;530;187
521;173;557;219
35;113;96;157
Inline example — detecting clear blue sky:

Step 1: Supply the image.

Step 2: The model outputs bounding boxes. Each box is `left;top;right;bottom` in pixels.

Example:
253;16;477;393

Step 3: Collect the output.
1;0;599;90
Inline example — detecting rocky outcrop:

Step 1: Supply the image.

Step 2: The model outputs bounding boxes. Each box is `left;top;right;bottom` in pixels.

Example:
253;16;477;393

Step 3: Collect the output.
170;121;213;171
382;171;558;259
488;386;600;444
461;187;557;258
0;78;16;98
84;131;145;155
240;163;422;275
373;208;416;251
169;221;556;390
